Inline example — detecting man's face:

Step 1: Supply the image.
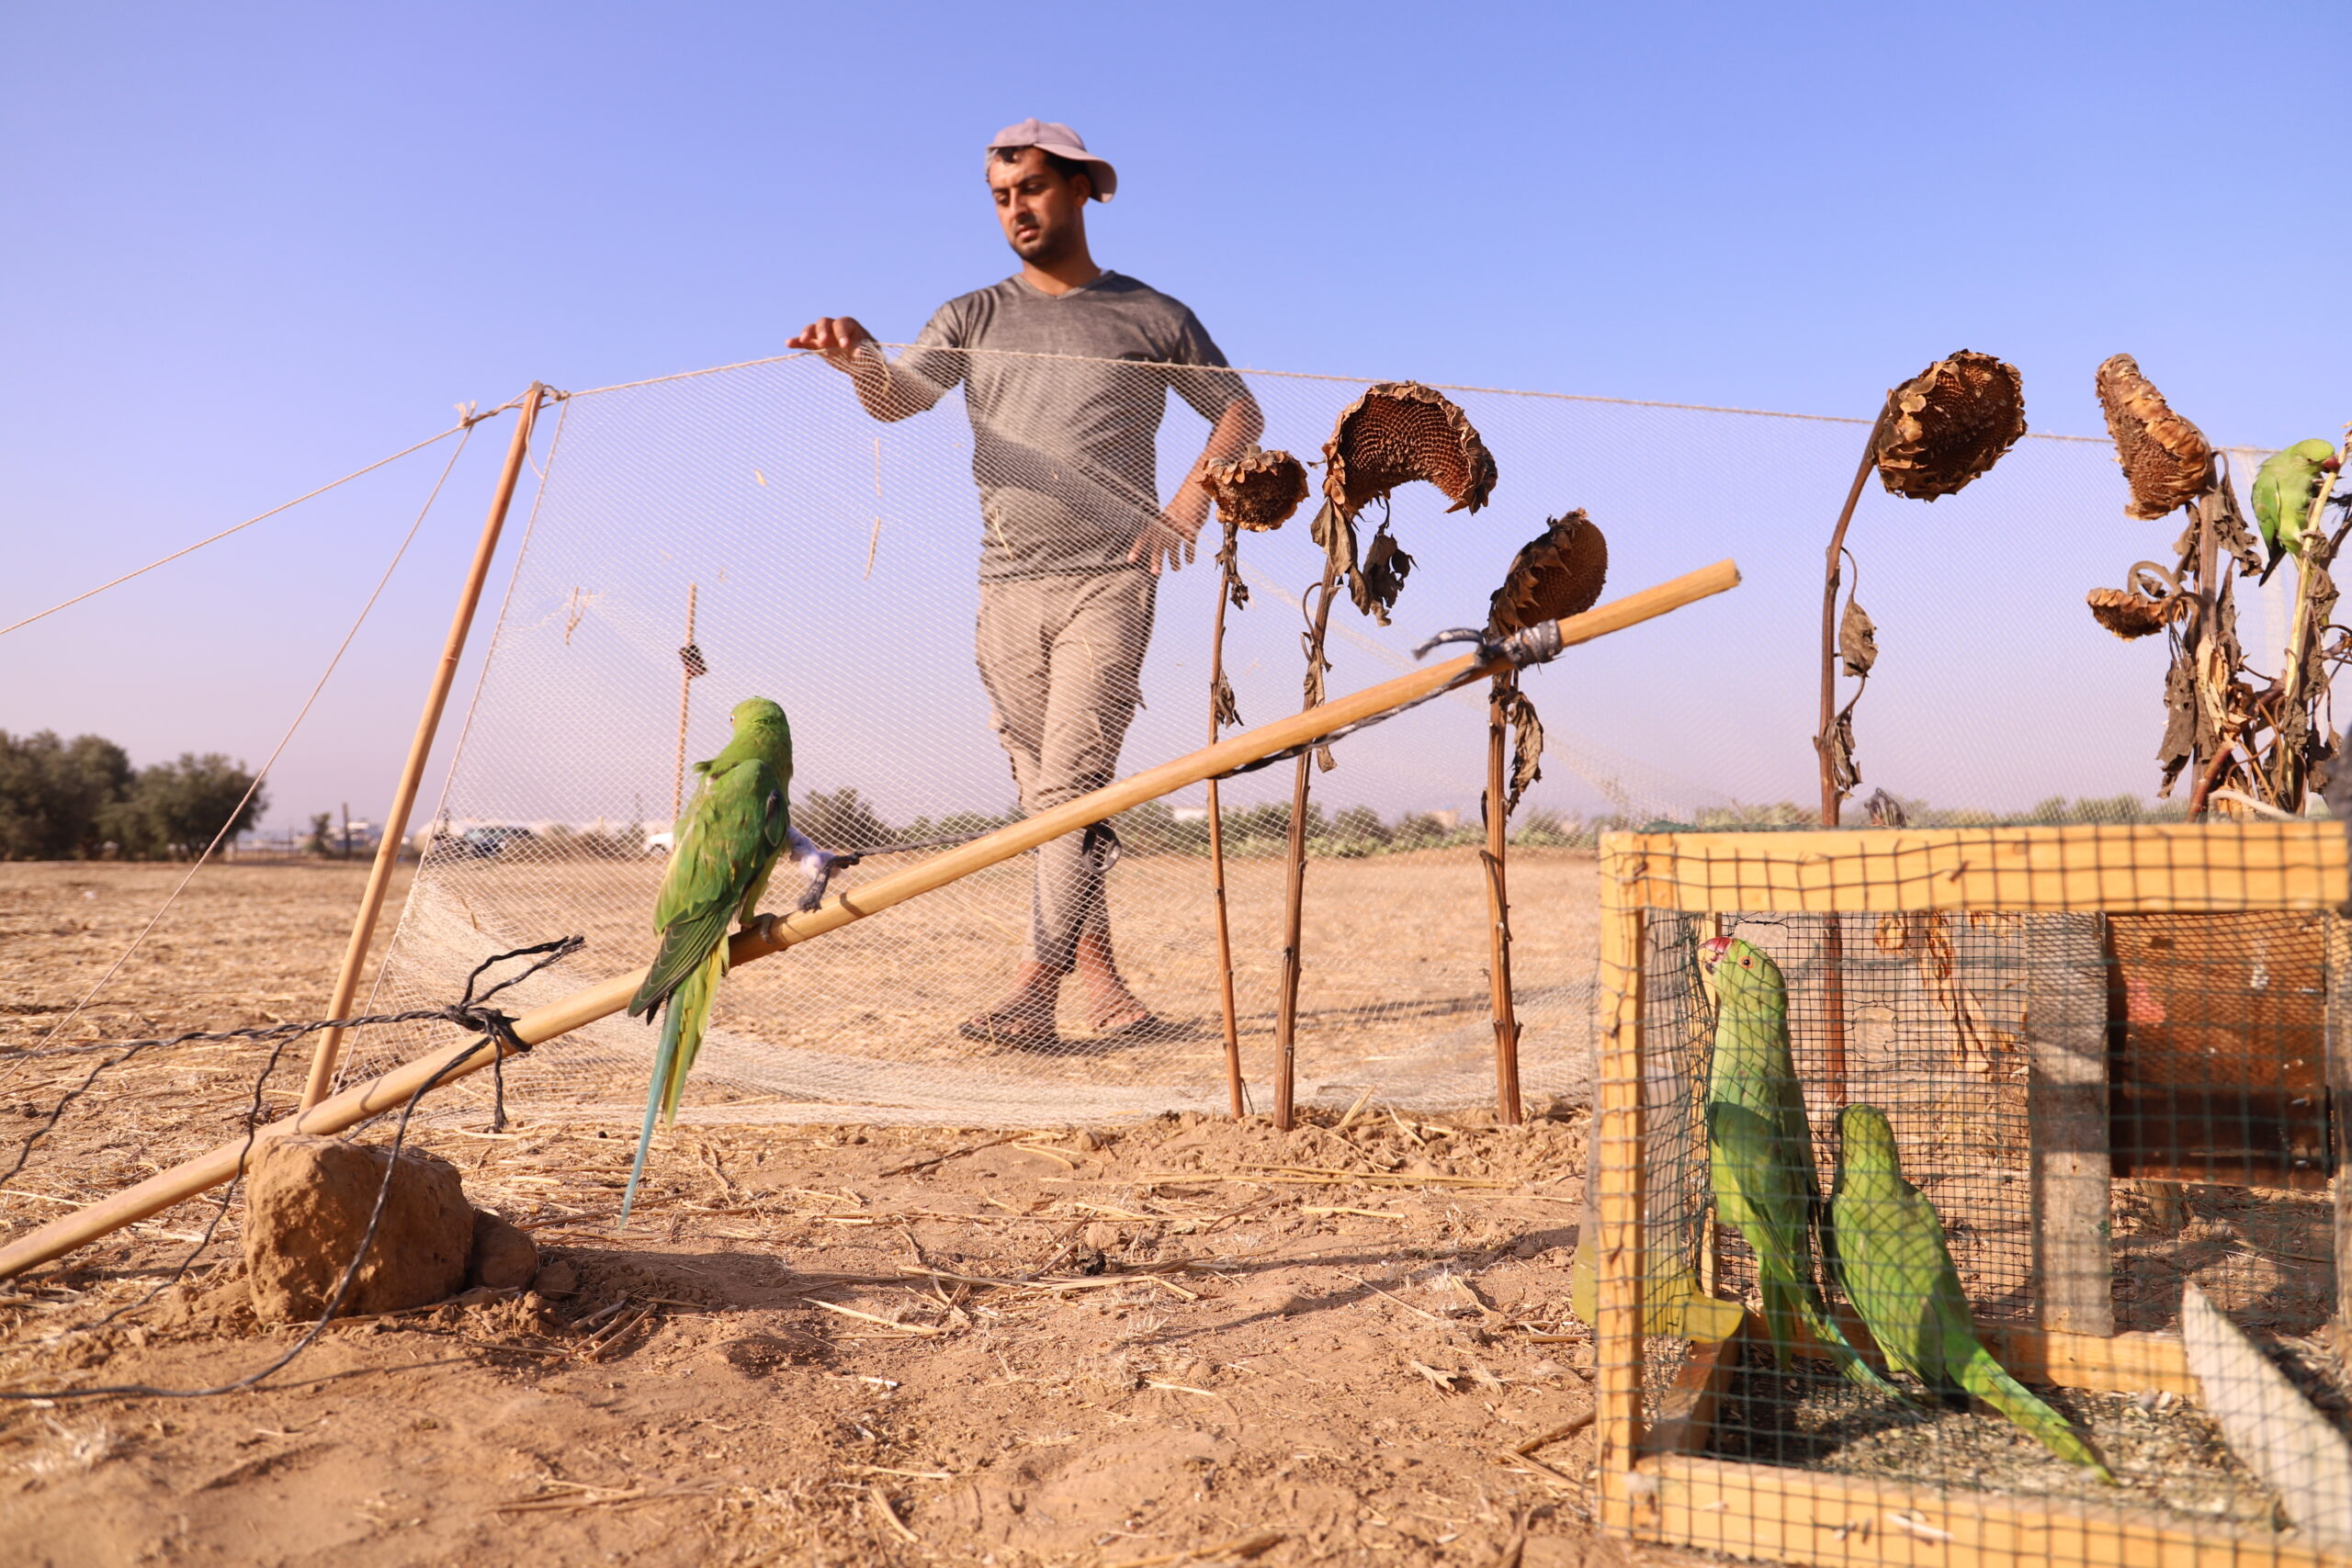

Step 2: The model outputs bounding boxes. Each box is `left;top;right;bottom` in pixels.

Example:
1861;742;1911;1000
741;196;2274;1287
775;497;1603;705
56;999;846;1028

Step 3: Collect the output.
988;147;1089;266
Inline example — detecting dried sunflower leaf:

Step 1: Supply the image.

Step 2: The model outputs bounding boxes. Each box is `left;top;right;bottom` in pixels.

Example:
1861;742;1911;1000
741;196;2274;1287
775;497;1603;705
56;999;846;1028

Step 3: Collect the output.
1351;523;1416;626
1824;711;1860;795
1502;687;1545;812
1839;594;1879;678
2156;656;2197;793
1211;671;1241;730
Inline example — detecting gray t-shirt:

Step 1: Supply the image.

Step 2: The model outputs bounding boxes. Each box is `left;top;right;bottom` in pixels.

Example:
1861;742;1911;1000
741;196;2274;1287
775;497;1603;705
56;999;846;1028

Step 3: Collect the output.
891;272;1252;580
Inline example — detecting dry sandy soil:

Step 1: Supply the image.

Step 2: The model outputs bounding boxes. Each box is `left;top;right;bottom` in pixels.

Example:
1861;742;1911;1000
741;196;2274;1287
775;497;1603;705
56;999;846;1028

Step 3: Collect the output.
0;863;1679;1568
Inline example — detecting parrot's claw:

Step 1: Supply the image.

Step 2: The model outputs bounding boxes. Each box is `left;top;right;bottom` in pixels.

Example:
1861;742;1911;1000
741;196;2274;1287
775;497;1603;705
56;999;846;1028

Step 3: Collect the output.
795;876;831;914
750;911;784;944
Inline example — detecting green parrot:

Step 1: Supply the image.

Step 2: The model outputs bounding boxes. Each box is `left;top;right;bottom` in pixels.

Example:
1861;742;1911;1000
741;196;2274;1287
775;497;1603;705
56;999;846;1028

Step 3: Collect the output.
1699;935;1904;1401
2253;438;2340;583
1828;1103;2112;1478
619;696;797;1228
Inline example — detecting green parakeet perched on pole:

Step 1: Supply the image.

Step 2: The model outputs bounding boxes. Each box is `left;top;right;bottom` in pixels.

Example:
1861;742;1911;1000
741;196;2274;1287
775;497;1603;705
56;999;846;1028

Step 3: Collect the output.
2253;439;2341;583
619;696;797;1229
1828;1104;2112;1478
1699;935;1904;1401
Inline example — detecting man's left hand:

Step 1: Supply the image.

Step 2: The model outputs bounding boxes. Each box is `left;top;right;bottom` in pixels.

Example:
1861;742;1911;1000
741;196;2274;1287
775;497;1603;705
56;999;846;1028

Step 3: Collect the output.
1129;511;1201;575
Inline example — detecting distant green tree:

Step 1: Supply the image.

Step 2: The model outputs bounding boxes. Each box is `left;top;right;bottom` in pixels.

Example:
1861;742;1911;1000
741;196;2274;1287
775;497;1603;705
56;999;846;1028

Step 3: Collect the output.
0;730;134;859
797;787;894;850
103;753;266;859
306;812;334;856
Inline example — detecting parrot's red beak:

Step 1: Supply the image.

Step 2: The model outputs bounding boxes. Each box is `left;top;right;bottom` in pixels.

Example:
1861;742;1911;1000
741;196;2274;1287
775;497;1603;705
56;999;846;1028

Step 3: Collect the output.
1698;935;1733;968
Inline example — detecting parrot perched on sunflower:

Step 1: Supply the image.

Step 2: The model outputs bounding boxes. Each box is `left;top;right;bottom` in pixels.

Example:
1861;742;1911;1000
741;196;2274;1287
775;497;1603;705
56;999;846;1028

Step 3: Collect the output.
618;696;840;1228
1699;935;1903;1401
2254;438;2341;583
1828;1103;2112;1478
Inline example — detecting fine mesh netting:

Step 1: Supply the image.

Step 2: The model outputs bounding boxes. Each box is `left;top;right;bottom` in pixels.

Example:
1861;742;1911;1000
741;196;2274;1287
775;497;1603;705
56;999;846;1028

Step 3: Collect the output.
1592;826;2350;1564
346;347;2285;1129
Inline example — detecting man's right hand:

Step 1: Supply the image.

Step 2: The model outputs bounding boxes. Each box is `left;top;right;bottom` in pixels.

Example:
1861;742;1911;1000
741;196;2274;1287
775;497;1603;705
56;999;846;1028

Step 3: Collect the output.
788;316;876;370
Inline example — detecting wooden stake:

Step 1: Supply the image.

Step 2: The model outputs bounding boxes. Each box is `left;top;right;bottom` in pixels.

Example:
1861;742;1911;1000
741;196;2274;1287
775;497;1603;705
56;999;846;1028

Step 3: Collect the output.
0;560;1740;1283
1485;678;1523;1124
672;582;700;823
298;387;544;1111
1272;556;1343;1132
1594;843;1651;1519
1206;519;1246;1119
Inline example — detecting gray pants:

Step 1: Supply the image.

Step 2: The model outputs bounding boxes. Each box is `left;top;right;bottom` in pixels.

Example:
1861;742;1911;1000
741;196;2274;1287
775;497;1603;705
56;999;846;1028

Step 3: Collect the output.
976;570;1157;974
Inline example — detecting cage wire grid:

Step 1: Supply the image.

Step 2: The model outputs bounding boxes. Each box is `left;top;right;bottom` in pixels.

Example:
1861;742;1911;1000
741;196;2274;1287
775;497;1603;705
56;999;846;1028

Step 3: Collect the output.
345;345;2278;1133
1590;823;2351;1567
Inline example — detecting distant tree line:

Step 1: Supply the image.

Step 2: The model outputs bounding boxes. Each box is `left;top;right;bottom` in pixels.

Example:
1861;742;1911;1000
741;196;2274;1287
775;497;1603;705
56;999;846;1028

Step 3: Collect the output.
0;730;266;860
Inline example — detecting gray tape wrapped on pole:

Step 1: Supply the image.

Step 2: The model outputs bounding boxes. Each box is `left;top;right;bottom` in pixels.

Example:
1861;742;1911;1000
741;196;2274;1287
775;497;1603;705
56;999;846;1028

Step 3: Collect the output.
0;558;1738;1283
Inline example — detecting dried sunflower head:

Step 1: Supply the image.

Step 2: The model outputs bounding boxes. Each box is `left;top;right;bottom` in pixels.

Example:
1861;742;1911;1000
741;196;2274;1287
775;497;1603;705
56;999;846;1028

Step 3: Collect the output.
2086;585;2179;640
1872;350;2027;501
1487;510;1610;636
1199;445;1308;532
1323;381;1498;516
2095;354;2214;520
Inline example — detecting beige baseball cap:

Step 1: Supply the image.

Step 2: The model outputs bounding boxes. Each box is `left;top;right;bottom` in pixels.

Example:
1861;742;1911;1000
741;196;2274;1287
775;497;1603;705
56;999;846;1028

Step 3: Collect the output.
986;118;1117;201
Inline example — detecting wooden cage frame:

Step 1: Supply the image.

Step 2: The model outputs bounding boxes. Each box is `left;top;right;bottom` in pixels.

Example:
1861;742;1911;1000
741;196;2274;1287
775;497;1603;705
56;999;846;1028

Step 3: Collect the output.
1593;822;2352;1568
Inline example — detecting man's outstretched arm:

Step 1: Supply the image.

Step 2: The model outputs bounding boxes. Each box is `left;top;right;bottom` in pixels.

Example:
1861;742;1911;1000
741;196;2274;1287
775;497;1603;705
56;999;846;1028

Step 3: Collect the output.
1131;394;1266;575
787;316;943;422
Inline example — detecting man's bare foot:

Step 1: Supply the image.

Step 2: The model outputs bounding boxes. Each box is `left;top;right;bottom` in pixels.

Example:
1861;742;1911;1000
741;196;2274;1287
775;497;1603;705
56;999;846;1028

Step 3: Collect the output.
958;963;1062;1048
1080;983;1152;1035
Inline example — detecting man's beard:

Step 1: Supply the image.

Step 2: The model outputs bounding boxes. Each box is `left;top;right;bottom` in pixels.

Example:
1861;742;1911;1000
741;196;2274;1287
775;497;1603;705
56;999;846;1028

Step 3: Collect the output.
1009;221;1074;267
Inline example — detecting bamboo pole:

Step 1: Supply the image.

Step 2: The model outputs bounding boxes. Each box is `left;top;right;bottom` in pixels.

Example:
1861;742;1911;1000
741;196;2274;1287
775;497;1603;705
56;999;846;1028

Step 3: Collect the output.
673;582;700;823
1272;557;1344;1132
1206;518;1246;1119
298;387;545;1111
0;560;1740;1283
1484;679;1523;1124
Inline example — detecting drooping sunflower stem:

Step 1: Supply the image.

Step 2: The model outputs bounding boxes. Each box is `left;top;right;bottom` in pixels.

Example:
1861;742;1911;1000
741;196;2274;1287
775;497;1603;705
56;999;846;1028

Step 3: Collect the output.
1484;674;1523;1125
1197;446;1307;1122
1205;516;1247;1118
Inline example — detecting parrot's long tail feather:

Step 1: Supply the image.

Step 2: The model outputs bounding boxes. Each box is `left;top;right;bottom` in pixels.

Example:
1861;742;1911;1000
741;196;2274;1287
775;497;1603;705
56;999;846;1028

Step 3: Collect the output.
618;999;686;1232
1794;1291;1911;1402
1959;1345;2114;1479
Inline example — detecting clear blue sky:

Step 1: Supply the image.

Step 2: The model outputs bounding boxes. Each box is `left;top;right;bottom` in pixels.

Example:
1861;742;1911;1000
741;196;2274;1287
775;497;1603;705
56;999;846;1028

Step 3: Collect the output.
5;2;2343;831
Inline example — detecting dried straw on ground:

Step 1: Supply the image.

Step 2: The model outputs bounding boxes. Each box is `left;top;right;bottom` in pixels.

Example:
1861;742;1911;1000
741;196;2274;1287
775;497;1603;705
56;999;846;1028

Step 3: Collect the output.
1323;381;1498;515
2096;353;2215;519
1872;350;2027;501
1199;445;1308;532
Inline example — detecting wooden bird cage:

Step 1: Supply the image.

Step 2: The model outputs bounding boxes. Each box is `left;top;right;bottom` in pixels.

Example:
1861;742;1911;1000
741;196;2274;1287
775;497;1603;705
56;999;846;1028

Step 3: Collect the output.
1590;822;2352;1568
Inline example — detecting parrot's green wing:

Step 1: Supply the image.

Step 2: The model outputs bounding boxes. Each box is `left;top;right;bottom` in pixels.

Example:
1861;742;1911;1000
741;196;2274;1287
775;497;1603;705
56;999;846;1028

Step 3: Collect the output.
2254;439;2338;582
629;758;788;1019
1711;1100;1905;1399
1834;1106;2110;1477
617;756;786;1231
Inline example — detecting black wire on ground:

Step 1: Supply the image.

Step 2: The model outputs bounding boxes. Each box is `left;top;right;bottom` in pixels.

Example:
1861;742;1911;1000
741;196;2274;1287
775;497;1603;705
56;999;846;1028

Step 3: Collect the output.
0;937;583;1404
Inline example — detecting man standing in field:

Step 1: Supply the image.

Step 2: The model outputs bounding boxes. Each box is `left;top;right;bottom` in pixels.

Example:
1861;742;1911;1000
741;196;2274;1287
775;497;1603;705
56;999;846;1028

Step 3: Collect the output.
790;118;1261;1050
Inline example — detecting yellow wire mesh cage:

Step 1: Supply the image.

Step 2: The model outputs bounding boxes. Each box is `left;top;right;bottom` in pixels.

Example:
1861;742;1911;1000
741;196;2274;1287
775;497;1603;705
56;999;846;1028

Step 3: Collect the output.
1588;822;2352;1568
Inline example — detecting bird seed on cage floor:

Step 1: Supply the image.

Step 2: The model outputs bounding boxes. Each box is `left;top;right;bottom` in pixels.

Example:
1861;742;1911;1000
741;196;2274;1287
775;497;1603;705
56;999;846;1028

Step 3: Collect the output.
1703;1362;2282;1530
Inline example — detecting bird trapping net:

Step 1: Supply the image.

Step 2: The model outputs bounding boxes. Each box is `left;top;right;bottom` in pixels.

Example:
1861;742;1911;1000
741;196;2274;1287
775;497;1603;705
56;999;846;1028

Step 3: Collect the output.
346;346;2286;1132
1590;824;2351;1565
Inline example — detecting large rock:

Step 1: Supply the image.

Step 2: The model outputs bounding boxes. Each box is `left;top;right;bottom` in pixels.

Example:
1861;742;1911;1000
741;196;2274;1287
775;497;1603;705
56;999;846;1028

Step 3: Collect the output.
243;1135;471;1324
467;1210;539;1291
